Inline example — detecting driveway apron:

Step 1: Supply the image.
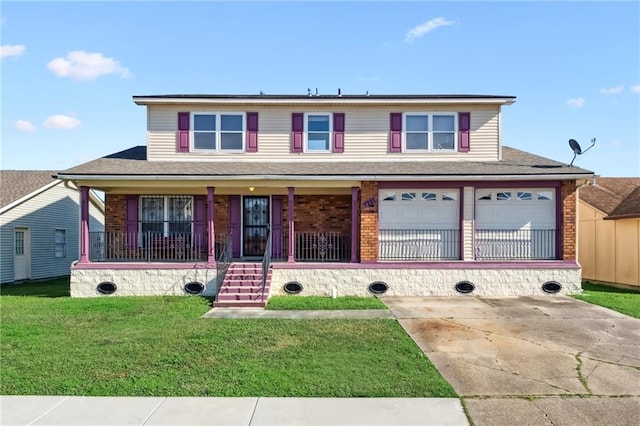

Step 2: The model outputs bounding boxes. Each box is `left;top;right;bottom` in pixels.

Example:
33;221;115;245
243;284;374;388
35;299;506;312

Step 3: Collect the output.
382;296;640;426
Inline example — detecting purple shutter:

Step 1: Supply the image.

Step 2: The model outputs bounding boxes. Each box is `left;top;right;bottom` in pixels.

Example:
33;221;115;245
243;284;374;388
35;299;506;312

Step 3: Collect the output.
229;196;241;258
333;113;345;153
125;195;138;249
193;196;206;251
177;112;190;152
458;112;470;152
271;196;283;258
389;113;402;152
246;112;258;152
291;113;304;153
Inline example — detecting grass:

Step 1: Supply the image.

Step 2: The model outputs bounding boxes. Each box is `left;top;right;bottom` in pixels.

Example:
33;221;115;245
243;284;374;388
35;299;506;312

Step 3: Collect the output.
0;276;70;297
0;279;455;398
266;295;387;310
573;280;640;319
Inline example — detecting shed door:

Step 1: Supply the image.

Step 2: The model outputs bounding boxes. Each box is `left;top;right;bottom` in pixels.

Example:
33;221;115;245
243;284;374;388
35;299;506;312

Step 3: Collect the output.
14;228;30;281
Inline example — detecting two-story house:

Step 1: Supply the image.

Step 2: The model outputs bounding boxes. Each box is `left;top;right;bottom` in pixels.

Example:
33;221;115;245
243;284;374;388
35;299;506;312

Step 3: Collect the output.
56;94;594;305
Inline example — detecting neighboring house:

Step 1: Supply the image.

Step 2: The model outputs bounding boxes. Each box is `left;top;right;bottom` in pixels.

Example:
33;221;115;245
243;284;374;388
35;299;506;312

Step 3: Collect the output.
56;93;594;304
578;177;640;288
1;171;105;284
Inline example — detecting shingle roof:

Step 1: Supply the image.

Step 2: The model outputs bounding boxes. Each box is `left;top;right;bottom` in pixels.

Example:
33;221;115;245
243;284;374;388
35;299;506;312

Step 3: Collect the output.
580;177;640;219
0;170;58;209
56;146;593;179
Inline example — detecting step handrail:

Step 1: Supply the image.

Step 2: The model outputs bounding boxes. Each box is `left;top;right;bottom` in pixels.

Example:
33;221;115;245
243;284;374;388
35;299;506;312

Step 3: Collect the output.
261;227;272;302
216;230;232;284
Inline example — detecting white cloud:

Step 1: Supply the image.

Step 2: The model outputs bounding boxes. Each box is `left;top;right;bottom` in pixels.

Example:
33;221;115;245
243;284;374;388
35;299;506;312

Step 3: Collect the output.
15;119;35;132
567;98;585;108
405;17;455;42
600;85;624;95
43;115;82;130
631;85;640;93
47;50;132;81
1;44;26;59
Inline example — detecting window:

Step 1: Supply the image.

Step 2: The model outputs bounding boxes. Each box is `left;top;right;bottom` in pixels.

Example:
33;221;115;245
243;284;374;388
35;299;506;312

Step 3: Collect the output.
401;192;416;201
140;196;193;236
55;229;66;258
537;191;553;201
421;192;437;201
497;192;512;201
192;113;244;151
517;191;532;201
404;113;456;151
477;191;492;201
15;231;24;255
382;192;396;201
306;114;331;152
442;192;458;201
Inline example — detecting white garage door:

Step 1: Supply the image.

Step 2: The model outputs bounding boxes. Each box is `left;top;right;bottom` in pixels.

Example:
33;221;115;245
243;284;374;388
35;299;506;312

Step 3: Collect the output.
379;189;459;230
475;188;555;230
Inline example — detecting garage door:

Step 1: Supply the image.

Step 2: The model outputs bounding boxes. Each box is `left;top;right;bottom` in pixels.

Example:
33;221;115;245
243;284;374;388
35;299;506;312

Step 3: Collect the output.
379;189;459;230
475;188;556;259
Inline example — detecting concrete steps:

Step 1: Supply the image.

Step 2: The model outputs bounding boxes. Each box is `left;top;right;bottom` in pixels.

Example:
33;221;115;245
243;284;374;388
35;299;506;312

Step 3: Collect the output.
213;262;271;308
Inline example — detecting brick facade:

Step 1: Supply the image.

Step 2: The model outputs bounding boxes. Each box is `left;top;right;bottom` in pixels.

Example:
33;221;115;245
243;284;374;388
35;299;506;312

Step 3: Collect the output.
104;194;125;234
561;180;577;260
359;181;378;262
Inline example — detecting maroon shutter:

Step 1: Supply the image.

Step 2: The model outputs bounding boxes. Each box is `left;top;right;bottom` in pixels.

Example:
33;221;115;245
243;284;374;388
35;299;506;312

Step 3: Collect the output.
193;196;206;251
333;113;345;153
125;195;138;249
389;113;402;152
291;113;304;153
458;112;470;152
177;112;190;152
246;112;258;152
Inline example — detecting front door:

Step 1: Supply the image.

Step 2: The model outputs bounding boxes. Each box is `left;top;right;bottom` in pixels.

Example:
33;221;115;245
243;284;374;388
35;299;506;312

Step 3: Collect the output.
243;196;270;257
14;228;30;281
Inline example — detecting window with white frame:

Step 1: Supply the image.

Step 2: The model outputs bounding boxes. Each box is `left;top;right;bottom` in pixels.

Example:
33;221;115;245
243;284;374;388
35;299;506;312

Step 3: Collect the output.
140;196;193;236
192;113;244;151
54;229;66;258
404;113;456;151
306;114;331;152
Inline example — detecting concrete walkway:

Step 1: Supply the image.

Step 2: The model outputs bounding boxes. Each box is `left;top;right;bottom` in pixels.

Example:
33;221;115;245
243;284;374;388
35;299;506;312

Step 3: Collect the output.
202;307;395;319
1;396;468;426
381;296;640;426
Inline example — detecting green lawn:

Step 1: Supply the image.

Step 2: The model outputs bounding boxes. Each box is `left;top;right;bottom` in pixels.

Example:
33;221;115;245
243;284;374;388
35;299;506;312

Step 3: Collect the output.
0;276;70;297
573;281;640;318
0;280;455;398
266;295;387;310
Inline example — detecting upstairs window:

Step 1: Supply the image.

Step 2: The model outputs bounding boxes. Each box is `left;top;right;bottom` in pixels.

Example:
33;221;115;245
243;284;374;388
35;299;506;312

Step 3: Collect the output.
192;113;245;152
306;114;331;152
403;113;457;151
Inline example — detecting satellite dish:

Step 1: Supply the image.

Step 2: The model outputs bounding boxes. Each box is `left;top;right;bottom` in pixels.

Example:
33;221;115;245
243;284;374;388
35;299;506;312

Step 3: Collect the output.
568;138;595;166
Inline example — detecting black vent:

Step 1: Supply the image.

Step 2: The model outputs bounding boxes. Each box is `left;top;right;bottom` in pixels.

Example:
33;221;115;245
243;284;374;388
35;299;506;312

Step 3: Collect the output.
542;281;562;294
283;281;303;294
368;281;389;295
455;281;475;294
184;282;204;295
97;281;117;295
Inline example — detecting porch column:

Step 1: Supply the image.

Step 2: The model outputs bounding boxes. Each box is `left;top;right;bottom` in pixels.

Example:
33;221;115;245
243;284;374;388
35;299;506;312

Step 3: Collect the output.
351;186;359;263
287;187;295;263
462;187;475;260
207;187;216;264
79;186;90;263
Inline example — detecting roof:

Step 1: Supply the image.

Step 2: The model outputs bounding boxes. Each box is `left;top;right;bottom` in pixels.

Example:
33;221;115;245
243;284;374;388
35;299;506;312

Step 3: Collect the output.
580;177;640;219
0;170;58;209
56;146;593;181
133;94;516;106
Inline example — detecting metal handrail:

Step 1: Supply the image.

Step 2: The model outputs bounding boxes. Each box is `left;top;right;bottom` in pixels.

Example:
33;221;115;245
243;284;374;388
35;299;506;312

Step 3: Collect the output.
216;230;233;284
261;227;272;302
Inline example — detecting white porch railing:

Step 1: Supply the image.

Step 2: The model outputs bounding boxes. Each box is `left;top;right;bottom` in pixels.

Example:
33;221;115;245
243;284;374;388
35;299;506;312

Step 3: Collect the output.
475;229;556;260
378;229;460;261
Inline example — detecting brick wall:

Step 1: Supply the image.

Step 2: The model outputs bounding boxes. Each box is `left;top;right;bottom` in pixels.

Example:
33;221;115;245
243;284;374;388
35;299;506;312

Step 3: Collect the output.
561;180;577;260
105;194;125;234
360;181;378;262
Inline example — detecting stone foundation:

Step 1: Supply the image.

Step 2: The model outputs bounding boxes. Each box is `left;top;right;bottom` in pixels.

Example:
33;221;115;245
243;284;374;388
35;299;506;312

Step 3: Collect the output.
70;264;220;297
270;264;582;297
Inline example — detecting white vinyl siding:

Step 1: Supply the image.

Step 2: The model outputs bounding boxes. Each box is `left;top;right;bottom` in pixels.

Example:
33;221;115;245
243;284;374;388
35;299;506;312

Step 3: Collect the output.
0;182;105;284
146;105;501;162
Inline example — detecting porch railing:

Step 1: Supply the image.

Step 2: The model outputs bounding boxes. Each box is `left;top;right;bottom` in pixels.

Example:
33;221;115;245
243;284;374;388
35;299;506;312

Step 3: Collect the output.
475;229;556;260
294;232;350;262
89;231;207;262
216;231;232;284
378;229;460;261
261;228;272;301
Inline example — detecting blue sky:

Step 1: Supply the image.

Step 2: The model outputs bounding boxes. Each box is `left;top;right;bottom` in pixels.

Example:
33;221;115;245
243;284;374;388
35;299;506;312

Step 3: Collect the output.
2;1;639;177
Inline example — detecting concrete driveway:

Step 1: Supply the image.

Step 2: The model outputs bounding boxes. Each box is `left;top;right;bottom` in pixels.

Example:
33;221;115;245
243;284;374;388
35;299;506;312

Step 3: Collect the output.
382;296;640;426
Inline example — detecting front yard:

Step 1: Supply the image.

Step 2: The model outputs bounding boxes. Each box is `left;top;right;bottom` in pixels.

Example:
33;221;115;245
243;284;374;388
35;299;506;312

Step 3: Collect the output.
573;280;640;318
0;279;455;397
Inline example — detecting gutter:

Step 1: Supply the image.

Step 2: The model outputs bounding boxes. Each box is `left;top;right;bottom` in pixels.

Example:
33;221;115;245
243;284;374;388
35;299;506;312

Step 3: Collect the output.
132;97;516;106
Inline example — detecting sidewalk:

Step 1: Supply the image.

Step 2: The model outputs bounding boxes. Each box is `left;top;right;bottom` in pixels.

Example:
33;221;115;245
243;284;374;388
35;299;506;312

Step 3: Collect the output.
1;396;469;426
202;308;395;319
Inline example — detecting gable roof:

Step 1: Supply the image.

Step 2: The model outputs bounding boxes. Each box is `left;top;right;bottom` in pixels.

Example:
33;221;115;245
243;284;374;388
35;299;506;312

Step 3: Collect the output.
0;170;59;209
579;177;640;219
55;146;593;181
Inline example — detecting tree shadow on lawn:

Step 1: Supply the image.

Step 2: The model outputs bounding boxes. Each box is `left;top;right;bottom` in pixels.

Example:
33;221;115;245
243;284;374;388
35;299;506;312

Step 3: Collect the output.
1;277;71;298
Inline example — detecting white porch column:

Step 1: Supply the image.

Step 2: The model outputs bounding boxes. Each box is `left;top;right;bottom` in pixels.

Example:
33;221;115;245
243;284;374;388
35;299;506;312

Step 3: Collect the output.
463;186;475;260
79;186;90;263
287;187;295;263
207;187;216;264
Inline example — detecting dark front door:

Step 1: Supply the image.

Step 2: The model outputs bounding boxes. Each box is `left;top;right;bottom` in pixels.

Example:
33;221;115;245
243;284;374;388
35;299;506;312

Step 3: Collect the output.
243;196;270;257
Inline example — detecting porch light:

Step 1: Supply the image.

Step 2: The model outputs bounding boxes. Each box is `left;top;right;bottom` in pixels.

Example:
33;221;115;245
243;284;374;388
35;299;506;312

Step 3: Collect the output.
249;186;255;192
